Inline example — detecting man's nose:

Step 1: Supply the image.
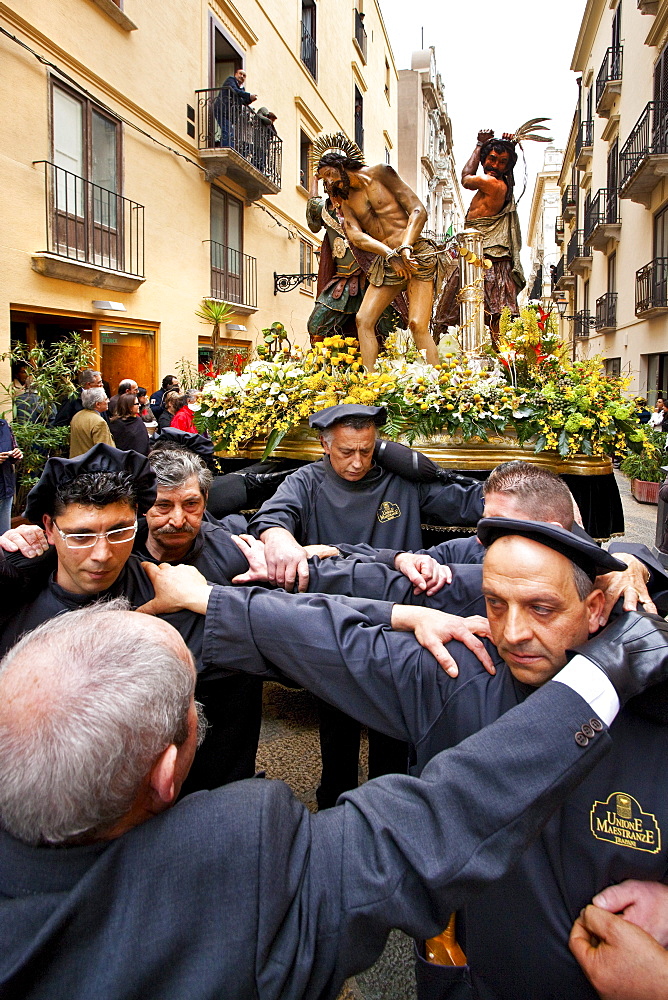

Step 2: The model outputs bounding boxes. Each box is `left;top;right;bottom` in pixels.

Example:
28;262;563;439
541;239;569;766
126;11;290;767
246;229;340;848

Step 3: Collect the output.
503;607;533;645
169;505;187;527
89;535;113;561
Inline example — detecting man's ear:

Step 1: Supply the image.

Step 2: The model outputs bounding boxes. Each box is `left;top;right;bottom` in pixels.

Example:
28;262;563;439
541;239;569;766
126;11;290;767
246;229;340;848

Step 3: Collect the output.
147;744;179;809
320;434;331;456
43;514;55;545
585;589;606;634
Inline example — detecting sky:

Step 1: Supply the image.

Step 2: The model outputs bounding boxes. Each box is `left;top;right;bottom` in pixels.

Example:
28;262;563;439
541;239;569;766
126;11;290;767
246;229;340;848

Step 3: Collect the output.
378;0;588;273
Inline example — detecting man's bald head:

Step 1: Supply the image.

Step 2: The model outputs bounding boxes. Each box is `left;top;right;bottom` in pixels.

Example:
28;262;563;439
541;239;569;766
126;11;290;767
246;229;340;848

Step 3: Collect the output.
0;603;196;846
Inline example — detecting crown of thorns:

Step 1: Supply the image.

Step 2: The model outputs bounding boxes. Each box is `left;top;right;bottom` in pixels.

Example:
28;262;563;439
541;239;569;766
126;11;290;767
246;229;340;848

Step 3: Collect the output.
311;132;366;166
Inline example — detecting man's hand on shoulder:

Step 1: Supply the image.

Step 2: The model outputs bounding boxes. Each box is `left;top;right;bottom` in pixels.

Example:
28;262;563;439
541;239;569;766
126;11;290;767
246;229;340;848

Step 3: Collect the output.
595;553;657;625
570;903;668;1000
394;552;452;595
260;527;309;593
391;605;494;678
231;533;274;585
137;562;212;616
0;524;50;559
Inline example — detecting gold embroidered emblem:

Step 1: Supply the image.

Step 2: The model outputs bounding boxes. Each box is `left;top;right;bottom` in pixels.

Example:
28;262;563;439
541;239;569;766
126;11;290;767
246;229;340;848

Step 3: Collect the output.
377;501;401;523
590;792;661;854
332;236;347;259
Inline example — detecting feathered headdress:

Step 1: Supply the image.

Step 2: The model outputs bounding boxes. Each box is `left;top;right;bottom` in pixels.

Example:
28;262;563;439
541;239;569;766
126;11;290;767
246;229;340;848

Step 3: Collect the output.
509;118;553;147
310;132;365;170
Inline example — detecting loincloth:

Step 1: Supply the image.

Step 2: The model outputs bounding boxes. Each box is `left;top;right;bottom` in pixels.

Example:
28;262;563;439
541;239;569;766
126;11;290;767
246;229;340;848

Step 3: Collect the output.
367;238;442;289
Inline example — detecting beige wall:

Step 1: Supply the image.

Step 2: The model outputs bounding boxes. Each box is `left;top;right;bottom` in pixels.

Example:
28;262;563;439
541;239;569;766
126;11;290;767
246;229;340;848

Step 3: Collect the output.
556;0;668;395
0;0;398;389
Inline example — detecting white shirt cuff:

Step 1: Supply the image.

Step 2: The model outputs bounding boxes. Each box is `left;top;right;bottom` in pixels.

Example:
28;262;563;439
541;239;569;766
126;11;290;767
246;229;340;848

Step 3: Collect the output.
552;654;620;727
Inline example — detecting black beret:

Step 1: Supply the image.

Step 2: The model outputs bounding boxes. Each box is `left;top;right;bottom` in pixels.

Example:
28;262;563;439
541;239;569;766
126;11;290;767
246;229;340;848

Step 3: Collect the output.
309;404;387;430
477;517;627;581
152;427;214;458
24;443;157;523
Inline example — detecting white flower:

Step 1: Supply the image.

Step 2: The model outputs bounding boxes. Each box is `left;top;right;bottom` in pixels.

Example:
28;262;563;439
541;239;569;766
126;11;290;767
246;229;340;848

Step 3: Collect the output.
278;393;289;403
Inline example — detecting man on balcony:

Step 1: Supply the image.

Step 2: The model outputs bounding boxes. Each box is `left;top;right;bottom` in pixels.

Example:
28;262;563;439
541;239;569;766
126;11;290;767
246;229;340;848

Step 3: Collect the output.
216;68;256;149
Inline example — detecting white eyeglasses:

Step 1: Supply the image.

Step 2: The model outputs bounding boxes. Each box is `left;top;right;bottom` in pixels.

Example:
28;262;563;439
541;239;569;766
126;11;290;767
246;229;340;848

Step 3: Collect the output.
53;520;137;549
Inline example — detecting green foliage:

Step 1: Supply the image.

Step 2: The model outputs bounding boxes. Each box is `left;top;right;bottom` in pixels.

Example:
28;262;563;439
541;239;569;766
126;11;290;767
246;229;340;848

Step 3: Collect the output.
619;429;666;483
0;334;95;512
175;357;206;392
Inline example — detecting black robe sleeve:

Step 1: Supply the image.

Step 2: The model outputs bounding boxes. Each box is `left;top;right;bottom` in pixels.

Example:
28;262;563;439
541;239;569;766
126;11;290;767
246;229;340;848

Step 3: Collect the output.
418;479;484;527
247;470;311;540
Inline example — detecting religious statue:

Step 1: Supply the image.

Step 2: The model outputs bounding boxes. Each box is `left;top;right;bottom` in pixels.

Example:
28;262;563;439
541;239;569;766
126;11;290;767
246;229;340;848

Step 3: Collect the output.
436;120;551;339
313;134;446;370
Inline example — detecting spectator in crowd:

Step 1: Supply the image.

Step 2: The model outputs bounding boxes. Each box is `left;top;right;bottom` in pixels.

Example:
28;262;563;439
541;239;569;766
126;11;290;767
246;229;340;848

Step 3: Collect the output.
649;398;666;430
157;389;181;431
635;397;651;425
108;378;139;419
216;67;256;148
110;394;149;456
253;107;279;175
136;388;158;435
10;361;31;395
0;419;21;533
170;390;202;435
69;388;113;458
53;370;104;427
150;375;180;418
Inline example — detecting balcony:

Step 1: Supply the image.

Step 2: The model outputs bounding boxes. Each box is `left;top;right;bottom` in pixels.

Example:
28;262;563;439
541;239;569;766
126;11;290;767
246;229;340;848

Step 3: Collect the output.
575;120;594;170
595;291;617;331
567;229;592;275
31;161;144;292
561;185;577;222
583;188;621;249
636;258;668;315
596;46;623;118
619;102;668;208
553;254;574;290
555;215;565;244
638;0;659;12
353;9;367;61
195;89;282;200
210;242;257;312
301;21;318;80
573;310;592;339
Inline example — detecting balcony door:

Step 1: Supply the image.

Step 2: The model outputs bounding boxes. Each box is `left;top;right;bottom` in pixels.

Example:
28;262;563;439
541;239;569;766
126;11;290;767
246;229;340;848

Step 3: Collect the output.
211;187;243;304
52;85;121;268
653;43;668;148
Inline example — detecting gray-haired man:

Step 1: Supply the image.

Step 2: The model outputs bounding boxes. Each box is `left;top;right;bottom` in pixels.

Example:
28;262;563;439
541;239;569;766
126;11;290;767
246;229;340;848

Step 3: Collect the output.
69;388;113;457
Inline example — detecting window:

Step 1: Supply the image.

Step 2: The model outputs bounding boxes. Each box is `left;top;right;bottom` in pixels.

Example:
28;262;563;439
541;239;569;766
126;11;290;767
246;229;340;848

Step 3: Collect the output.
301;0;317;80
211;187;244;303
608;251;617;293
299;130;312;190
605;357;621;377
299;238;314;293
606;140;618;221
385;147;391;165
354;86;364;151
51;83;122;264
384;57;390;102
654;204;668;258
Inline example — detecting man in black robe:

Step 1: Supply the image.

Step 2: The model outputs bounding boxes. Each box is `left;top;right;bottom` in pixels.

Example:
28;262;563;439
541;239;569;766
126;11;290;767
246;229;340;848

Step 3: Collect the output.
248;402;483;808
144;521;668;1000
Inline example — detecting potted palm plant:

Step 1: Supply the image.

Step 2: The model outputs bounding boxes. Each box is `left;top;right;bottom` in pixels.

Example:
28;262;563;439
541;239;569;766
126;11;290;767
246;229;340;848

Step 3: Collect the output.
620;428;665;503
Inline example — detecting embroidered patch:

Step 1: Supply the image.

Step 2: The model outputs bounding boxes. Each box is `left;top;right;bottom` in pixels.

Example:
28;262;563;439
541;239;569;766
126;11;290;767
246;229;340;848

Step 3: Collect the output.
590;792;661;854
377;501;401;523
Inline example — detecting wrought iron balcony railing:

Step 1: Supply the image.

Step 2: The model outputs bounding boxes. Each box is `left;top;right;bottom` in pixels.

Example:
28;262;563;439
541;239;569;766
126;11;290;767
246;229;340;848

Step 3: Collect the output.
210;242;257;309
576;120;594;160
553;255;565;286
301;21;318;80
567;230;590;266
636;258;668;314
596;46;623;108
619;102;668;190
353;9;367;60
35;160;144;277
595;291;617;330
561;185;577;218
583;188;620;242
573;310;592;339
196;89;282;188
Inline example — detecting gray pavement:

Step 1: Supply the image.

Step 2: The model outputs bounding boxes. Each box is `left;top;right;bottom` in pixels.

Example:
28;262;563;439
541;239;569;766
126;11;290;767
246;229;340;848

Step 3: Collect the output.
608;469;659;549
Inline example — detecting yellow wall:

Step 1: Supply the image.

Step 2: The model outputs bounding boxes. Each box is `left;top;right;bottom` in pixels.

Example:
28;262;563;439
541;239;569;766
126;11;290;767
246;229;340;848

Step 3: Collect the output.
0;0;398;388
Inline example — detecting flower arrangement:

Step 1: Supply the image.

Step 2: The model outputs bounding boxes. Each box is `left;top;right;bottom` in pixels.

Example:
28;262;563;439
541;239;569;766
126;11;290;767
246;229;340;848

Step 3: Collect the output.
195;323;642;461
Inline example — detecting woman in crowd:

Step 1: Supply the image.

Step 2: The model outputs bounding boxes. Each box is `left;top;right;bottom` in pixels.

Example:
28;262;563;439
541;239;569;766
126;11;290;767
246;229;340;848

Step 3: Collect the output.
109;393;150;456
157;389;180;431
170;389;202;434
